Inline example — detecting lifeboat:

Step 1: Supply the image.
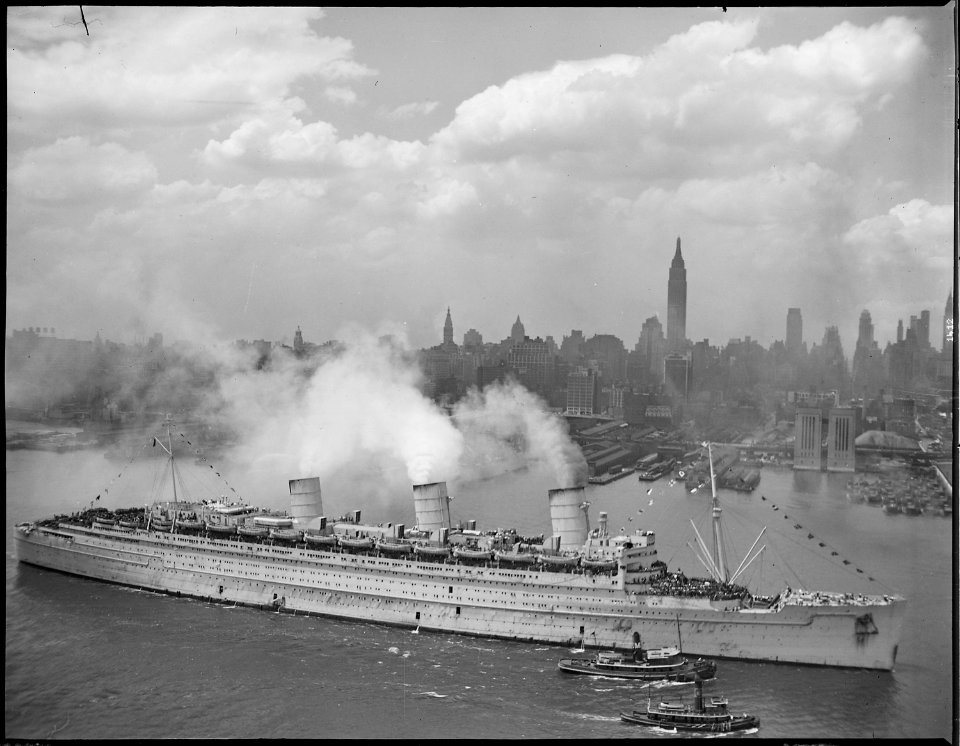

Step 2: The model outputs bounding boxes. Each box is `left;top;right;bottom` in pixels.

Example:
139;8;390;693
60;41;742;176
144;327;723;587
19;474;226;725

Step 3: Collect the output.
269;528;303;543
176;519;204;532
93;516;117;527
304;533;338;549
117;519;141;529
253;516;294;528
378;540;414;555
205;522;237;536
581;556;619;572
338;535;375;551
454;547;492;563
538;553;580;569
237;524;270;539
413;544;451;560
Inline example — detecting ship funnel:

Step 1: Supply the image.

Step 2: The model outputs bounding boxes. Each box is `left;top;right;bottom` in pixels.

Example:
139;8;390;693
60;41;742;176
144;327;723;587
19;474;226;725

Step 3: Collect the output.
289;478;324;529
412;482;452;532
548;487;589;550
599;511;608;536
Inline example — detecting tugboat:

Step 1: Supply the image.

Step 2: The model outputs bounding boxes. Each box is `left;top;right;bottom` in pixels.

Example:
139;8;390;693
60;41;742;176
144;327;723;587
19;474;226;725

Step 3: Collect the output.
558;632;716;682
619;677;759;733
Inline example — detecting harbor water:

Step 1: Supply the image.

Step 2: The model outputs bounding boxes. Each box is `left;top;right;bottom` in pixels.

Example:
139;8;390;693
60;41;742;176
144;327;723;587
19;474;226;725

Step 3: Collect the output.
5;447;956;740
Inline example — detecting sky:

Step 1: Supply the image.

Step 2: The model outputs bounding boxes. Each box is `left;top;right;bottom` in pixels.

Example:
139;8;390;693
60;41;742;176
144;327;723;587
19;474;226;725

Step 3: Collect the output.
6;6;957;355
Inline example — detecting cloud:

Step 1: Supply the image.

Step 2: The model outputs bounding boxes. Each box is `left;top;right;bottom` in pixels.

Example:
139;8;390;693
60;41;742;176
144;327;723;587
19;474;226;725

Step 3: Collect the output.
10;137;157;202
383;100;441;120
325;86;359;106
7;8;375;134
432;16;925;177
201;103;425;172
843;199;954;279
833;199;954;343
4;9;947;353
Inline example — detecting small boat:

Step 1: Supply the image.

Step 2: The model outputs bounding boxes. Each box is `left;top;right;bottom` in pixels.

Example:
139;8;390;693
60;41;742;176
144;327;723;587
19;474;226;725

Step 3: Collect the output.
619;678;759;733
901;499;923;515
378;539;414;555
177;519;204;532
93;516;117;527
559;642;716;682
453;547;492;563
581;556;618;572
117;519;141;529
237;524;270;539
304;533;338;548
270;528;303;543
337;535;375;551
413;544;451;560
205;522;237;536
538;553;580;570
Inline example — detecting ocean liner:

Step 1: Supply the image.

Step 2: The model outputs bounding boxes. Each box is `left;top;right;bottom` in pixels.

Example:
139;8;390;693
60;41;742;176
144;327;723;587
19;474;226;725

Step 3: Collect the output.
13;428;906;671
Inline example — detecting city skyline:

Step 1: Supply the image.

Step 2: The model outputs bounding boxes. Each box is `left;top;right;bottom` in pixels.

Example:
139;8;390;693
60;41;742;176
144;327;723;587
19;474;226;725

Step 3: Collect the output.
6;7;955;353
9;286;951;361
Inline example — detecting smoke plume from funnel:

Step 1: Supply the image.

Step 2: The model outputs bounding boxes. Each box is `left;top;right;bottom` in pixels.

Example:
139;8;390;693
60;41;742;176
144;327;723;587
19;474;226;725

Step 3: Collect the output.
218;331;463;488
453;379;587;487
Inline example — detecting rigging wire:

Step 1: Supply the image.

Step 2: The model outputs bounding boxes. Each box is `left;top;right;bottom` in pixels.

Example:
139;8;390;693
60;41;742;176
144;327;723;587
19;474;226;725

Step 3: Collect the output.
87;436;152;508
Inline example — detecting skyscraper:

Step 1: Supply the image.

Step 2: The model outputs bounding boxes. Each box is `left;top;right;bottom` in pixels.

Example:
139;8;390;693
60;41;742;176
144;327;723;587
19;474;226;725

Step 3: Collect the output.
856;309;874;349
786;308;803;357
443;307;454;347
638;315;666;378
853;310;882;397
511;315;525;345
667;237;687;352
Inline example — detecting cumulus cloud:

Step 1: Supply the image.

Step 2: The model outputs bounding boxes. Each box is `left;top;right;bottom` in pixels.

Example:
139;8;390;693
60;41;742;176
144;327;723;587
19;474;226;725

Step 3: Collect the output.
4;8;949;353
843;199;954;271
202;106;425;173
7;8;374;133
433;16;926;177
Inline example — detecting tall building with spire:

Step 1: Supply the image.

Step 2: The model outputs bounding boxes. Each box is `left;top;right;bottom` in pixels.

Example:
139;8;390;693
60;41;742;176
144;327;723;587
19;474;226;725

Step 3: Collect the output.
511;315;526;345
443;307;454;347
293;326;304;354
667;237;687;353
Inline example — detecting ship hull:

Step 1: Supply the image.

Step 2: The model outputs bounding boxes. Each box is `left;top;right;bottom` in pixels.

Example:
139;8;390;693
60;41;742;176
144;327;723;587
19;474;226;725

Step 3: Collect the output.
13;523;905;671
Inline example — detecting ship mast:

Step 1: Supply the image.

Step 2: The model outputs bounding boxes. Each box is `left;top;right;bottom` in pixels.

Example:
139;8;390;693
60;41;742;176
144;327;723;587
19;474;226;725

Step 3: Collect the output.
150;415;179;532
167;416;178;505
689;441;767;587
707;443;728;584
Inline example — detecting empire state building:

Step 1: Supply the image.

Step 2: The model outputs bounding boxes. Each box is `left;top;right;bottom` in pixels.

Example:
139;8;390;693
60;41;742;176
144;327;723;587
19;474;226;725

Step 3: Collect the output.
667;237;687;352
